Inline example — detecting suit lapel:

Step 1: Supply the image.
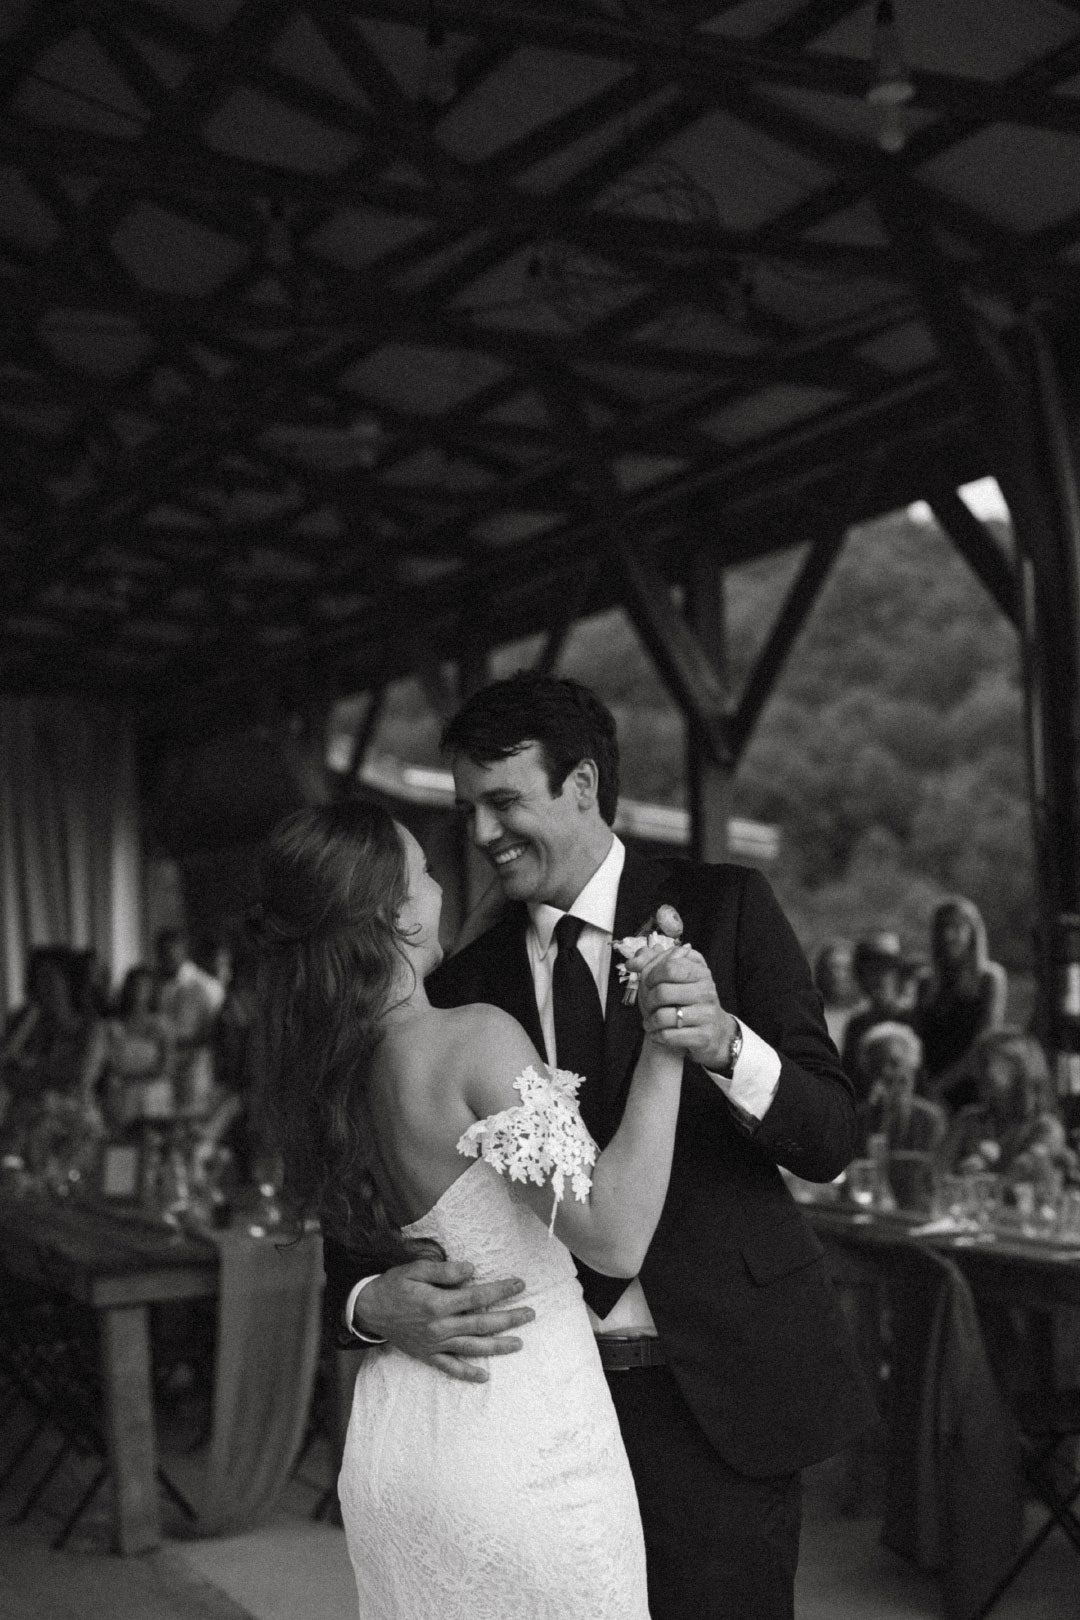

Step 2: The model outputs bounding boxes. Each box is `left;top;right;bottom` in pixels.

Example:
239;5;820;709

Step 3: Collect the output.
490;906;546;1057
595;852;667;1141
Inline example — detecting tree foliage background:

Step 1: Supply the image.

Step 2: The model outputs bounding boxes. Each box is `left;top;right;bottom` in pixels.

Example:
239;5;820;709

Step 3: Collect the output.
372;506;1031;977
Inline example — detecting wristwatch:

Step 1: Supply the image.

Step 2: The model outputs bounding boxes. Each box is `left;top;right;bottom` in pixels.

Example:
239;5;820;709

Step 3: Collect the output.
718;1020;743;1079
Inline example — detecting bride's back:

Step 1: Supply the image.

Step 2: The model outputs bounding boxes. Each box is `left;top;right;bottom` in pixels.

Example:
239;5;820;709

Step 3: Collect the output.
366;1001;516;1226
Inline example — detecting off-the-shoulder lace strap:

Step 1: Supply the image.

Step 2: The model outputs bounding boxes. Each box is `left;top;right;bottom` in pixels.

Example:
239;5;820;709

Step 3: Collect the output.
456;1065;598;1232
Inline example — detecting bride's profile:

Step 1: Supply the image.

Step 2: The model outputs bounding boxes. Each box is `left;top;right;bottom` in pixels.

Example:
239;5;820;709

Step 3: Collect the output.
251;801;688;1619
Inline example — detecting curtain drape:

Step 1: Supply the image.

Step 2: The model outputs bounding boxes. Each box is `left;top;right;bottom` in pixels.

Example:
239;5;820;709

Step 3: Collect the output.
0;695;143;1018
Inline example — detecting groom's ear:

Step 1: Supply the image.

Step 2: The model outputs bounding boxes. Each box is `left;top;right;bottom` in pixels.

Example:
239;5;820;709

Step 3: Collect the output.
567;757;600;809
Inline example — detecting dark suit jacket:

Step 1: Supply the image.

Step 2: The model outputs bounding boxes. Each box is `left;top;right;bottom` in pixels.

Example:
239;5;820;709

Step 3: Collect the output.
323;851;877;1478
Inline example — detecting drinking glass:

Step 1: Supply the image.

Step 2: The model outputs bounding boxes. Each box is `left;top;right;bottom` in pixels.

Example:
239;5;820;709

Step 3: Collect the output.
845;1158;877;1209
887;1151;935;1214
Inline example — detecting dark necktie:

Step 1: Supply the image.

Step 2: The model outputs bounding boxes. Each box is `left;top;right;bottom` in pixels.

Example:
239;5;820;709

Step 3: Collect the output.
551;915;629;1320
552;914;606;1140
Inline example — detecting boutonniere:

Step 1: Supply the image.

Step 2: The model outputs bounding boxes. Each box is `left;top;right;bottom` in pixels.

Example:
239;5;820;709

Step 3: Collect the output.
612;903;684;1004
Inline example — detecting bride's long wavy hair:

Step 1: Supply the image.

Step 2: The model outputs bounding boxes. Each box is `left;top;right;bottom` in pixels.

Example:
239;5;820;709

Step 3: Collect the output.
250;801;432;1263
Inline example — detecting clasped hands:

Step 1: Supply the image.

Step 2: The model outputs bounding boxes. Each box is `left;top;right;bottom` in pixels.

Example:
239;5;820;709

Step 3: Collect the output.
635;941;740;1075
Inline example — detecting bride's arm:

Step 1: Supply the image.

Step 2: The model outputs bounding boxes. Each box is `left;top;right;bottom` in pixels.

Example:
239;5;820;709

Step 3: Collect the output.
465;946;687;1277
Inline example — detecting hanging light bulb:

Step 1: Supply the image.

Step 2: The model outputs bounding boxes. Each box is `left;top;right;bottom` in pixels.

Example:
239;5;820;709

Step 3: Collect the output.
867;0;915;154
418;2;456;119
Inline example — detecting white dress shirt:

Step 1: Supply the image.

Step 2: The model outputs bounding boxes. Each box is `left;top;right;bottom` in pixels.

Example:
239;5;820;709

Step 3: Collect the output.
528;835;782;1335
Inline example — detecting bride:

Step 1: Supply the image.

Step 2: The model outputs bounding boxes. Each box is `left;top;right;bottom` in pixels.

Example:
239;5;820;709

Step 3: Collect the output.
252;802;688;1619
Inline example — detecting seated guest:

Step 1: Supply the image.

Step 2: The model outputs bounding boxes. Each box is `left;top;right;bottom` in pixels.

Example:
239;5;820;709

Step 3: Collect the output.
943;1027;1074;1181
103;965;175;1126
840;930;910;1100
0;946;107;1149
813;937;862;1052
856;1022;947;1157
154;928;225;1117
916;897;1007;1111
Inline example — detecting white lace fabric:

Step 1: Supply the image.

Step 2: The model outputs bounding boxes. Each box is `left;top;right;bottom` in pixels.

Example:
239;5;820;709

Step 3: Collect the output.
338;1071;649;1620
456;1063;597;1230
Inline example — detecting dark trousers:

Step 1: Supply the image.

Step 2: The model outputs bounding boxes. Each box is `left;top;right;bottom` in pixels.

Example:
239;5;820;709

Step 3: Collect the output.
606;1365;802;1620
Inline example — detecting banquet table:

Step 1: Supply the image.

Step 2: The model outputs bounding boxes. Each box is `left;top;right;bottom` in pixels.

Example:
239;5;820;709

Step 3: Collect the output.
0;1188;218;1553
804;1199;1080;1320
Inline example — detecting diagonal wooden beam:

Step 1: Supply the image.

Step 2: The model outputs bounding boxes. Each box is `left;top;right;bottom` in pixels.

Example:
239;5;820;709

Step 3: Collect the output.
542;371;734;771
342;684;386;783
728;526;846;763
610;531;734;771
344;1;1080;134
873;170;1023;469
144;0;294;144
929;488;1018;626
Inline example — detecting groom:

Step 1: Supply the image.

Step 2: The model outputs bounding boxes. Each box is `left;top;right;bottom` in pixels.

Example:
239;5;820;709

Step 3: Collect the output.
325;672;875;1620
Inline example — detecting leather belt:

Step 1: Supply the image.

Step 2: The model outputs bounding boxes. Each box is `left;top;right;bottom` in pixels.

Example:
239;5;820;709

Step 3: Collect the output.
595;1334;667;1372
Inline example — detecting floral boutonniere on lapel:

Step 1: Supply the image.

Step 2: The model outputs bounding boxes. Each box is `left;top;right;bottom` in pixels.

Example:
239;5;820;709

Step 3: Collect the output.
612;903;684;1005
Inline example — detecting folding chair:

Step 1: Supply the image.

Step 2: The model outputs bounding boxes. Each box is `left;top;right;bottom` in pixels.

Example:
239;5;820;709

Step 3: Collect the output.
971;1386;1080;1619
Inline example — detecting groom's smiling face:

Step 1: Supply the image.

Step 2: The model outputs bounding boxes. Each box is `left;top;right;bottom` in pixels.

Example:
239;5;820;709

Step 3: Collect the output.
451;742;611;912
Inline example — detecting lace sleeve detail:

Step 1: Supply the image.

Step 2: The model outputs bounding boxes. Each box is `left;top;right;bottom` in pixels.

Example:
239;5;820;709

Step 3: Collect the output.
456;1065;598;1232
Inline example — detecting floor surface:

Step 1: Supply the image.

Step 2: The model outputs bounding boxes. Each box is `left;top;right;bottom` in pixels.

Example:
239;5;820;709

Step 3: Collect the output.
1;1395;1077;1619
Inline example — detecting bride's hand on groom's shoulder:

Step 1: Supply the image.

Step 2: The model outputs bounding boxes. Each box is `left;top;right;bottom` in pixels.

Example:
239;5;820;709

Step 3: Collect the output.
353;1259;536;1383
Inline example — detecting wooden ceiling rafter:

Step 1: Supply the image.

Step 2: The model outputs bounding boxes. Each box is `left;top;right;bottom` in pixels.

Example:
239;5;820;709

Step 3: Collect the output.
4;0;1080;733
139;386;973;743
343;0;1080;136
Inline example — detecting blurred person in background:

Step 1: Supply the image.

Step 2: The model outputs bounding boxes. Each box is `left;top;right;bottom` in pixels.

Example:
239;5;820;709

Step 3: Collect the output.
916;898;1007;1112
943;1027;1076;1182
856;1022;946;1158
840;931;910;1100
154;927;225;1116
0;946;107;1153
813;938;862;1053
103;964;175;1128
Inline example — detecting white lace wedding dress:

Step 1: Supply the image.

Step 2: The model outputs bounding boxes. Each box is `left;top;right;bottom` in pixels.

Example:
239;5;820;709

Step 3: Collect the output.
337;1069;649;1620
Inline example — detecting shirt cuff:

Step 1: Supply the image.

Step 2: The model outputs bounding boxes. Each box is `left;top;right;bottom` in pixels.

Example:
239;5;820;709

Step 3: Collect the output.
344;1275;388;1344
706;1021;781;1123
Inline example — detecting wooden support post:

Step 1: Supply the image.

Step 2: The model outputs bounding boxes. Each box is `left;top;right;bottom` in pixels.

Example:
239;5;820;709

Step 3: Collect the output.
1019;322;1080;1121
99;1305;160;1554
613;536;733;774
684;546;733;862
874;187;1080;1097
877;176;1080;1118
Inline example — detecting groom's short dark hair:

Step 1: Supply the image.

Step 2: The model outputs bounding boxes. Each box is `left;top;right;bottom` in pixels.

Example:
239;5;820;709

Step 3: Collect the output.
441;672;620;826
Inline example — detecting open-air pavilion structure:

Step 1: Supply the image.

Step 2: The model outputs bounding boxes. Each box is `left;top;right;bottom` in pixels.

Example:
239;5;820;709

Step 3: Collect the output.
3;0;1080;1106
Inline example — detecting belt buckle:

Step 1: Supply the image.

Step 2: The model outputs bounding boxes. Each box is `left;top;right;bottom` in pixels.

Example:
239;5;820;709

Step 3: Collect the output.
597;1333;664;1372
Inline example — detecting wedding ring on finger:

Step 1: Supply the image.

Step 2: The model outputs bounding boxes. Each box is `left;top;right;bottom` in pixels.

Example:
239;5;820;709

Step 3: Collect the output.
675;1007;684;1029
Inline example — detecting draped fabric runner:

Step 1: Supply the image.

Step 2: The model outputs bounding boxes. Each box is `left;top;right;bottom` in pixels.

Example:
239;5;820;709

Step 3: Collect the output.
192;1226;323;1536
880;1244;1023;1620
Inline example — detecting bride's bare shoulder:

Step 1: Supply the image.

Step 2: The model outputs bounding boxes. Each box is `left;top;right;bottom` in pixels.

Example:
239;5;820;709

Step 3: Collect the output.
443;1003;540;1076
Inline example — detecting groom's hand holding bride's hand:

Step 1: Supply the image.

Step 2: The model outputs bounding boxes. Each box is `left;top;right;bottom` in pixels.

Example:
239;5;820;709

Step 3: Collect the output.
637;945;741;1073
352;1261;536;1383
